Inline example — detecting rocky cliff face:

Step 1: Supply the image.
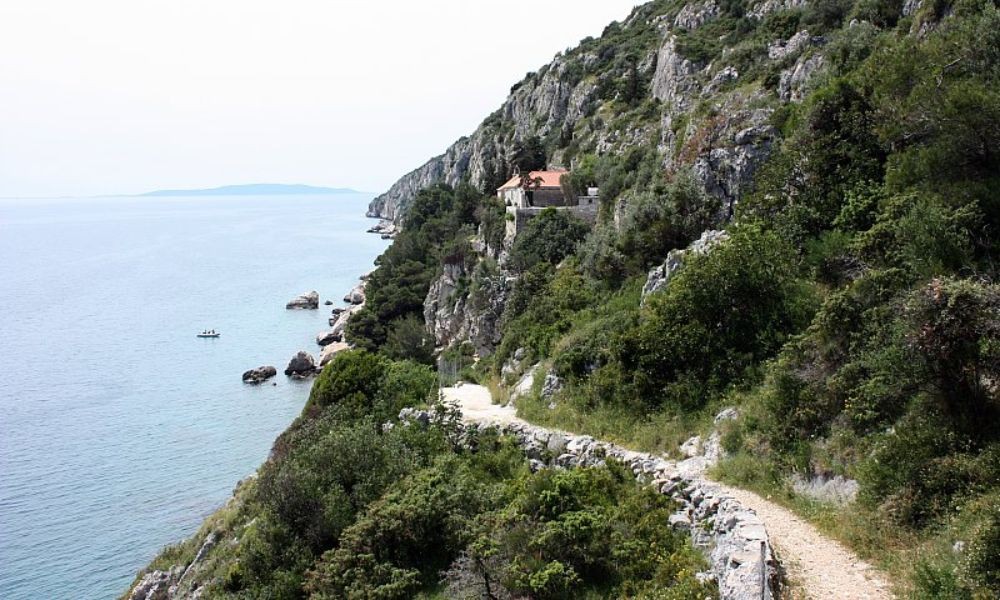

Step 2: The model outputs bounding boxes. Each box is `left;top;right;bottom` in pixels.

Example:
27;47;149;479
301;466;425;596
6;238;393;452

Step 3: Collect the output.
423;258;509;356
369;0;828;225
376;0;830;358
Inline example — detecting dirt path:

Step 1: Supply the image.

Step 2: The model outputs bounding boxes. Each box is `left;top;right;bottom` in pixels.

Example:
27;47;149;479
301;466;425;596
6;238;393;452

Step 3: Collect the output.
721;486;893;599
441;384;894;600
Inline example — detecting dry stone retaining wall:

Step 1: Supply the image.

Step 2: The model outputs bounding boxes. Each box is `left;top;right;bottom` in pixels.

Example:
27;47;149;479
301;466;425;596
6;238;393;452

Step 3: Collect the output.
400;408;782;600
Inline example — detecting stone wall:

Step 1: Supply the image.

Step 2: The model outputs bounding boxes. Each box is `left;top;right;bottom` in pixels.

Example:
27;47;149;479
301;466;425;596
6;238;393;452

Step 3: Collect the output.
504;203;600;239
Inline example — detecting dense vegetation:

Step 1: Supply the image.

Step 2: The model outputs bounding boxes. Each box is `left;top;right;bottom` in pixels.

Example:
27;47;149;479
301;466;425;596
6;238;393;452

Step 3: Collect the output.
346;183;505;363
141;350;711;599
134;0;1000;597
346;0;1000;596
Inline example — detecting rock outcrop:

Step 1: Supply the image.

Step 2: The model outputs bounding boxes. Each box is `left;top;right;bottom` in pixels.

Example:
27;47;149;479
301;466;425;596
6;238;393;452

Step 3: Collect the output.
423;261;508;355
343;283;366;305
642;229;730;303
283;351;316;378
126;567;183;600
320;342;351;367
285;291;319;310
779;52;826;102
369;1;811;227
242;366;277;385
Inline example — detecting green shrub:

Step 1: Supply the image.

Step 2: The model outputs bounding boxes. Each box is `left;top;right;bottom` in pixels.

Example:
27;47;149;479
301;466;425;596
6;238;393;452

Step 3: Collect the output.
509;209;589;272
620;224;817;409
965;497;1000;592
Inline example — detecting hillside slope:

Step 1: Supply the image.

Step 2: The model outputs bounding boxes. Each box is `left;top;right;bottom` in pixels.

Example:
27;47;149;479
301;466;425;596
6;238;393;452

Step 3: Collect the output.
126;0;1000;598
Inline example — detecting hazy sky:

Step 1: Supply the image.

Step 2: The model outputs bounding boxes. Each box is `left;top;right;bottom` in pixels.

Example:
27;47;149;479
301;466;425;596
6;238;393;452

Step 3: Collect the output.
0;1;641;197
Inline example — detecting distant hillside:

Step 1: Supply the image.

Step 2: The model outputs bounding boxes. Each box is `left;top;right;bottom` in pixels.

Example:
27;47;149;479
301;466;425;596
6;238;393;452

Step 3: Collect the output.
141;183;361;197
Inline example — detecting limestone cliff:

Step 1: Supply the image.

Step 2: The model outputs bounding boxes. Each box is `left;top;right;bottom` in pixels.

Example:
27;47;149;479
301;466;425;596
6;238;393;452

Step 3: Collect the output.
368;0;828;224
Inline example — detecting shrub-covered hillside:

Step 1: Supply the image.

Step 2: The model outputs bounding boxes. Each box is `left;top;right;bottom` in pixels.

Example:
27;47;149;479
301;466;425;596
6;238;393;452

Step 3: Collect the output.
128;0;1000;597
123;351;714;599
354;0;1000;596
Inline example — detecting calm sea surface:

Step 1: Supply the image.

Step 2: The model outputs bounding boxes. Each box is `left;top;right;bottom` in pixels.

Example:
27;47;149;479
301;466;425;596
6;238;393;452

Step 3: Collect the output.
0;194;389;599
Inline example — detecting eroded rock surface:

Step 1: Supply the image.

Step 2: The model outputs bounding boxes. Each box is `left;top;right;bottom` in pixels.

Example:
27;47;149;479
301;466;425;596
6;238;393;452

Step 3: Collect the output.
241;366;277;385
285;291;319;310
642;229;730;302
284;351;317;378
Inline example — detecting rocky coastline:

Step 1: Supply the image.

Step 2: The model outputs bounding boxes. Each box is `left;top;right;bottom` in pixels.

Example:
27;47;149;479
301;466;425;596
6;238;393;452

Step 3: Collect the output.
241;220;386;386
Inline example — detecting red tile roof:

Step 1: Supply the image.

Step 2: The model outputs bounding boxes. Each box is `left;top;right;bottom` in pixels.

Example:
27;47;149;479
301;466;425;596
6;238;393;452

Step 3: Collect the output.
497;170;567;191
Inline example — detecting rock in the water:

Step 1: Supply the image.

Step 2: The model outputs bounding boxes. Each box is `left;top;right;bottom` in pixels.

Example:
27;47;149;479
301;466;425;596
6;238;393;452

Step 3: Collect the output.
242;365;277;385
324;300;333;306
343;283;366;305
284;351;317;378
286;290;319;310
320;342;351;366
316;329;340;347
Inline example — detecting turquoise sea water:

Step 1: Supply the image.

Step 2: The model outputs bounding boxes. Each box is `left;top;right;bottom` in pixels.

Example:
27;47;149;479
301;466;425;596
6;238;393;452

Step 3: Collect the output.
0;194;389;599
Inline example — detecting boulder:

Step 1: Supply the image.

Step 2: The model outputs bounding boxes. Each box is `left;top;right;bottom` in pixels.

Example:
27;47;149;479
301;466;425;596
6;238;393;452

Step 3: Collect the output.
329;305;360;338
540;371;564;400
680;435;703;458
324;300;333;306
316;329;340;347
284;351;317;378
286;291;319;310
320;342;351;366
242;365;277;385
343;283;366;305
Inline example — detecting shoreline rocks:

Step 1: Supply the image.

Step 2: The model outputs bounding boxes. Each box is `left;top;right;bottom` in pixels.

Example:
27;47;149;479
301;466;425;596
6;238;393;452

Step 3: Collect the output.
284;351;317;379
316;329;341;347
343;283;366;305
366;220;398;238
285;290;319;310
320;341;351;366
242;365;277;385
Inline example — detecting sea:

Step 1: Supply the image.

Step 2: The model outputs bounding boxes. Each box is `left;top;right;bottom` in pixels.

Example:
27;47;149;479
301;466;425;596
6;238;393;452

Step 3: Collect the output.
0;193;390;599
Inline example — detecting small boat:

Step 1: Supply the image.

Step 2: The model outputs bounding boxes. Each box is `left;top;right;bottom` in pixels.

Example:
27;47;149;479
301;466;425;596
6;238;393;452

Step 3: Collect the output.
197;330;221;338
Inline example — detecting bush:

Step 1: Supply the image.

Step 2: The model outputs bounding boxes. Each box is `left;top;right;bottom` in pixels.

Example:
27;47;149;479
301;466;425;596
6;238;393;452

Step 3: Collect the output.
965;497;1000;592
619;225;816;409
458;463;714;600
509;209;589;272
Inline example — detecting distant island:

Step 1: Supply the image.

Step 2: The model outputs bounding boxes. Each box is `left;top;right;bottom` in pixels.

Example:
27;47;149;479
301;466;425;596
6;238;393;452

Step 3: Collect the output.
140;183;362;197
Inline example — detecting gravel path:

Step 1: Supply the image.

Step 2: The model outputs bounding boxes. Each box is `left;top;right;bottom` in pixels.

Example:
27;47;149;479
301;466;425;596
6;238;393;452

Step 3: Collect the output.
441;384;895;600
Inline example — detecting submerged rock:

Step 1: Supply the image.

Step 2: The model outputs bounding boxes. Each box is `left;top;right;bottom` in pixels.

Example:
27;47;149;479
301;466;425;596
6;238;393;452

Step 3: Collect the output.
285;290;319;310
284;351;317;378
242;365;277;385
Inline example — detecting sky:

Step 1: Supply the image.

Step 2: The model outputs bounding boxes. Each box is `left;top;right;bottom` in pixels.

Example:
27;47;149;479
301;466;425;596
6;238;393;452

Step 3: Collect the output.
0;1;642;197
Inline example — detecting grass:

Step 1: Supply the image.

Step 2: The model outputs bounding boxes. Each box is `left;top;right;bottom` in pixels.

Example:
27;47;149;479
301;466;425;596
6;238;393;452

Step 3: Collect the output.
710;451;1000;598
506;361;718;456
